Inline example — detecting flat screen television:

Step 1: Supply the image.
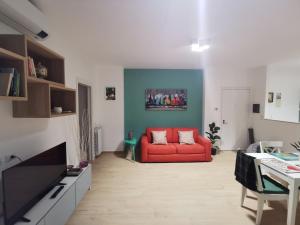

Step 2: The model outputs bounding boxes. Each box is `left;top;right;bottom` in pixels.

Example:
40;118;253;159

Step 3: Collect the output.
2;142;67;225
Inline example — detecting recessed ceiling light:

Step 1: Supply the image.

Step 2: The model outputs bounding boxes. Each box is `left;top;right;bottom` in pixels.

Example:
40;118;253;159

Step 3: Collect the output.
191;43;210;52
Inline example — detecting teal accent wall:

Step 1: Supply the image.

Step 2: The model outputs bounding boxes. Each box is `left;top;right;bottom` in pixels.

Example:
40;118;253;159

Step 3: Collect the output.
124;69;204;141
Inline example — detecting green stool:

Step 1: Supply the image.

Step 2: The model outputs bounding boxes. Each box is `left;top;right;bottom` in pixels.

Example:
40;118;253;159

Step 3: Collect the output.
124;138;137;161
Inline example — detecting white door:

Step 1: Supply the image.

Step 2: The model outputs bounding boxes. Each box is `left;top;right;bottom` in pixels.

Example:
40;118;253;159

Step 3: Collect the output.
221;89;250;150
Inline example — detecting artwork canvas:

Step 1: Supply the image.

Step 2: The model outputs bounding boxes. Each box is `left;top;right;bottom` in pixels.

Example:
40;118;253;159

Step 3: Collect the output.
145;89;187;111
106;87;116;100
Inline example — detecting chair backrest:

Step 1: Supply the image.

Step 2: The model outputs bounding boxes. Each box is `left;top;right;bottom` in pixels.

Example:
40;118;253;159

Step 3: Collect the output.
253;158;264;192
259;141;283;153
235;151;264;192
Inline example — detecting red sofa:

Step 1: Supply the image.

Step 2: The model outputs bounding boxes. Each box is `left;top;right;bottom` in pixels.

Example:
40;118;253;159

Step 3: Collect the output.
141;127;212;163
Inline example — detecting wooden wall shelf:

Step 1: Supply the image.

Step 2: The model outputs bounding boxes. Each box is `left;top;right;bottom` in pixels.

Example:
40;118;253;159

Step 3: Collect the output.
0;35;76;118
27;76;65;87
0;47;25;60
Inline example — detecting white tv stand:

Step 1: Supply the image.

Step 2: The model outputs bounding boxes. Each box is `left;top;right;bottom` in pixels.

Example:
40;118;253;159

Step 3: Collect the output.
13;165;92;225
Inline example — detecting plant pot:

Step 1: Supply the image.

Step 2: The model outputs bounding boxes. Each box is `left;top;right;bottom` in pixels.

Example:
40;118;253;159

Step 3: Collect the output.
211;148;217;155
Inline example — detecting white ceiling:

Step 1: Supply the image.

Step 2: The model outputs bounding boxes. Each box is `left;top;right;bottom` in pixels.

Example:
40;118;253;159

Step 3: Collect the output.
32;0;300;69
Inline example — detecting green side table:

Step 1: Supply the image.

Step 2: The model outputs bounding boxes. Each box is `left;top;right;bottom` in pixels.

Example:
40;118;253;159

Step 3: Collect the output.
124;138;137;161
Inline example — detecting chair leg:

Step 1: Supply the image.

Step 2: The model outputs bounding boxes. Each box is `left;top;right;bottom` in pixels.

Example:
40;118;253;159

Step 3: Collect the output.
241;186;247;206
256;196;264;225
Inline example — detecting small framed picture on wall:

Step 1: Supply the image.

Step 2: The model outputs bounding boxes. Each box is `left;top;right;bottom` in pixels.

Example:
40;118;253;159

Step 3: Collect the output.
268;92;274;103
106;87;116;100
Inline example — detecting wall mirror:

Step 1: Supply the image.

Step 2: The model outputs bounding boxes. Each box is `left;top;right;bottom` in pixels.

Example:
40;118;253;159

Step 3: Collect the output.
265;59;300;123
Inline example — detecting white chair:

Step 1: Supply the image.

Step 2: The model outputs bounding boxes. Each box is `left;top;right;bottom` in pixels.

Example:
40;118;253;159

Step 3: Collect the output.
259;141;283;153
235;152;289;225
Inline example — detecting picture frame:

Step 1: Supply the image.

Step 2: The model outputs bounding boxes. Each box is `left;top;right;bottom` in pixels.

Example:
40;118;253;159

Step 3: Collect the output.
145;88;187;111
106;87;116;100
275;92;282;107
268;92;274;103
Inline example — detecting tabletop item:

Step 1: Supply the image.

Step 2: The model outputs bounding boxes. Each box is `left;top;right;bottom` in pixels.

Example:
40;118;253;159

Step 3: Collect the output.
287;165;300;172
270;152;299;161
261;158;300;173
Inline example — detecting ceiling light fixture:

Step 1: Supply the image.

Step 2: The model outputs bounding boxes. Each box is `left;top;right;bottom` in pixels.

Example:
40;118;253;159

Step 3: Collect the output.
191;41;210;52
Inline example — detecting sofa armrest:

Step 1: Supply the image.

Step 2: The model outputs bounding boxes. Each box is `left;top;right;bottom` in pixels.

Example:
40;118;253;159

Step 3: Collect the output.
197;135;212;161
141;135;149;162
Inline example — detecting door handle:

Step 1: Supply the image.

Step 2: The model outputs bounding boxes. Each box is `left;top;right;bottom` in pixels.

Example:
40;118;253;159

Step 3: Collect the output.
223;120;227;124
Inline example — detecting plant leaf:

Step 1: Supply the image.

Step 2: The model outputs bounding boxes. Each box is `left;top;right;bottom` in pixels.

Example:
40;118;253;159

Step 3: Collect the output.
291;143;298;149
206;133;213;140
214;135;221;140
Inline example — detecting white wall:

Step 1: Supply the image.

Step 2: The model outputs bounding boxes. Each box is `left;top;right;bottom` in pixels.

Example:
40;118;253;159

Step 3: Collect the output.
92;65;124;151
203;67;252;148
0;22;97;166
265;63;300;123
204;65;300;152
249;66;300;151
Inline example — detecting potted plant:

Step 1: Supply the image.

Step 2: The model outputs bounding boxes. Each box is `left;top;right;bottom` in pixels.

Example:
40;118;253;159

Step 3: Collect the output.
205;122;221;155
291;141;300;151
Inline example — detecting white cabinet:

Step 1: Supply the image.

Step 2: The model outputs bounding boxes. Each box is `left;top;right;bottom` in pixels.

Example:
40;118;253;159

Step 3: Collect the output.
44;185;76;225
75;165;91;205
15;165;91;225
36;220;45;225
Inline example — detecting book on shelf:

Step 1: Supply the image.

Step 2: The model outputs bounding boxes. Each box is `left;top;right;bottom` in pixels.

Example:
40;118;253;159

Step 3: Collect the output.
28;56;36;77
0;68;20;97
0;73;13;96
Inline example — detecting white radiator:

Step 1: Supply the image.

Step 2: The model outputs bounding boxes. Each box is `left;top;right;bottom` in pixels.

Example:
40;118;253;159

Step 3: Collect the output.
94;127;103;157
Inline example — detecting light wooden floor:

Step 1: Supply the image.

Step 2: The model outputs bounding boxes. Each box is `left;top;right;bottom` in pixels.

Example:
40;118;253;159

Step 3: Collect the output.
67;151;299;225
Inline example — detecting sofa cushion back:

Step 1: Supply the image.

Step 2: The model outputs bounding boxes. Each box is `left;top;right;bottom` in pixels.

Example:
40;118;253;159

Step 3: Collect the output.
146;128;173;143
172;128;199;143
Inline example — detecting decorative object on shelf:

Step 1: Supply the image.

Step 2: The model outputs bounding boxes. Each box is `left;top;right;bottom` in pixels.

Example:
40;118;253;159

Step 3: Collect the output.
106;87;116;100
27;57;36;77
128;129;133;140
53;106;63;114
36;62;48;79
291;141;300;151
79;160;89;168
205;122;221;155
268;92;274;103
145;88;187;111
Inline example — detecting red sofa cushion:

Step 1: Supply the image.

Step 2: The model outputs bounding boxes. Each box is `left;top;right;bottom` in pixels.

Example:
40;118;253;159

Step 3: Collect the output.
174;143;205;154
172;128;199;143
146;128;173;143
148;144;177;155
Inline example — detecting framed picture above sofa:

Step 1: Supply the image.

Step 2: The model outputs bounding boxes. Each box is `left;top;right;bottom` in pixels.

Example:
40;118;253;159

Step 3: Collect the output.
145;88;187;111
